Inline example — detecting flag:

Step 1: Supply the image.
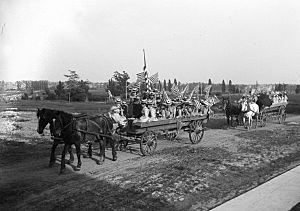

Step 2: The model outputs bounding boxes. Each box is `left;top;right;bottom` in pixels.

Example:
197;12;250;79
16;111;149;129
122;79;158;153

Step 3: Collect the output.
204;85;212;99
128;81;141;90
143;49;146;71
204;85;212;93
193;99;201;109
187;85;199;100
180;84;189;98
136;72;146;82
162;91;171;103
171;84;180;96
148;72;159;84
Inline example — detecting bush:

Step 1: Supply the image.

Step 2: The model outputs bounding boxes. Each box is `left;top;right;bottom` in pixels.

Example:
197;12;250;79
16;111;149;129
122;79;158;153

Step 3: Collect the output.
46;93;57;100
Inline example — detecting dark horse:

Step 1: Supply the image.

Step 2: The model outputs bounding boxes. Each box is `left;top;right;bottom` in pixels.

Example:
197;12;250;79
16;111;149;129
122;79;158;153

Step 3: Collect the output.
222;98;242;127
37;108;117;174
48;118;74;166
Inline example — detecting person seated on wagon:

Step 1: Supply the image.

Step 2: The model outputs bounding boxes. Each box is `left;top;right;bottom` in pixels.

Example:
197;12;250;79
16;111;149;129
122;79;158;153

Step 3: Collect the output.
272;94;278;104
164;99;173;119
176;103;183;118
181;101;190;117
282;92;288;103
109;106;127;132
114;97;125;116
147;99;158;121
138;99;150;122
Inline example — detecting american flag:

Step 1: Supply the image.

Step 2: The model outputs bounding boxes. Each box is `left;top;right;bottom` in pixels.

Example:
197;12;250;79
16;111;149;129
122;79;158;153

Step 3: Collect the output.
128;81;141;90
162;91;171;103
193;99;201;109
171;84;180;96
136;71;146;82
148;72;159;84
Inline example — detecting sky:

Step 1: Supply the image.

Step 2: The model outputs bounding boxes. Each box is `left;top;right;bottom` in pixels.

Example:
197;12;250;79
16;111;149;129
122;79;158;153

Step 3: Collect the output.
0;0;300;84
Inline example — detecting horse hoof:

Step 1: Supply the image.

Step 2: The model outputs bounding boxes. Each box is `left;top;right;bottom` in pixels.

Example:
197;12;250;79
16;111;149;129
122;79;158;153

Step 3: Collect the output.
96;160;104;165
66;159;74;164
59;169;66;175
74;166;81;171
113;157;117;161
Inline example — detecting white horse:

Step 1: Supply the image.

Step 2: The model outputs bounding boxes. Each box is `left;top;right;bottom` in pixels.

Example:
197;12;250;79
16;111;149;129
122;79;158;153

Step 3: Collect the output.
241;100;259;130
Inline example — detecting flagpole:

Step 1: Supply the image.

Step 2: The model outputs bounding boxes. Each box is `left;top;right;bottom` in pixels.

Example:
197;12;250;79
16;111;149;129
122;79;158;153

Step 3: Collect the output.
125;79;128;99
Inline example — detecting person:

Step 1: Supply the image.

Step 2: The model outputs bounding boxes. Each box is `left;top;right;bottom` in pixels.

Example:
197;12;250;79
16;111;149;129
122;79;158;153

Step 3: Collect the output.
147;99;158;121
165;99;173;119
114;97;124;116
138;99;150;122
109;106;127;131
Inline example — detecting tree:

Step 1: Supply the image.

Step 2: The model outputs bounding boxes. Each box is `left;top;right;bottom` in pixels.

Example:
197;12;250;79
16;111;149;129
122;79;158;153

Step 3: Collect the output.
228;80;232;93
295;85;300;94
168;79;172;92
208;79;212;85
163;79;167;91
64;70;79;90
55;81;65;100
158;81;162;91
222;80;226;93
64;70;90;101
107;71;130;97
174;78;177;85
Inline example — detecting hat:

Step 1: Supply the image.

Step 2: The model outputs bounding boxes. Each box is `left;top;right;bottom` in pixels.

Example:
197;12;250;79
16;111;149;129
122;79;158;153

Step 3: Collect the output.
165;99;172;105
110;106;120;112
141;99;147;104
147;99;154;105
115;98;122;103
131;88;138;92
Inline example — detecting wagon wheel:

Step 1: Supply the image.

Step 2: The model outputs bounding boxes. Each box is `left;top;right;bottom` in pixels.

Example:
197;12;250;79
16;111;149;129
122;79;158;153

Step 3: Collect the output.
259;112;267;127
165;130;178;141
278;106;286;124
189;120;204;144
118;140;128;151
140;131;157;156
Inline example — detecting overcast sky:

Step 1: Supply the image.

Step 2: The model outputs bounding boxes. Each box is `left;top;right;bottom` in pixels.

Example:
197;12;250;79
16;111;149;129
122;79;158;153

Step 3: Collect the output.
1;0;300;84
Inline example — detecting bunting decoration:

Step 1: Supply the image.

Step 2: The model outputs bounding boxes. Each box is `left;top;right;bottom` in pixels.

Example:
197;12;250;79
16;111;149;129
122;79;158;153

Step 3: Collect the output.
171;84;180;96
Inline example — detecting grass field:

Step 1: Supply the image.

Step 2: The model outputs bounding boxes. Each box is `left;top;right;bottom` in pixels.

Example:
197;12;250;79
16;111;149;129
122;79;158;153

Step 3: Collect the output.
1;94;299;115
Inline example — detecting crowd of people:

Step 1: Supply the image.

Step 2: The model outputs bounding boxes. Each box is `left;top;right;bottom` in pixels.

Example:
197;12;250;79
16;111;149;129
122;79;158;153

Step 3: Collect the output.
109;88;217;129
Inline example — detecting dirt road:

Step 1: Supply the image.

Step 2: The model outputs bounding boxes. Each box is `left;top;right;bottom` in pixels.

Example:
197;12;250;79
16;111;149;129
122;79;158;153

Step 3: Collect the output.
1;110;300;210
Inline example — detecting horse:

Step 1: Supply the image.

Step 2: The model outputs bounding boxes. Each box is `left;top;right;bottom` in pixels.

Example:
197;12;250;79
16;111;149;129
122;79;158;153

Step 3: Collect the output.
49;118;74;167
241;100;259;130
222;98;242;127
37;108;117;174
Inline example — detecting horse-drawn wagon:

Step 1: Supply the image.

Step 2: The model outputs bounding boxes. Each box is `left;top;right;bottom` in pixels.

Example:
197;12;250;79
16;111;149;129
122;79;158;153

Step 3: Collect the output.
257;102;288;127
116;114;208;156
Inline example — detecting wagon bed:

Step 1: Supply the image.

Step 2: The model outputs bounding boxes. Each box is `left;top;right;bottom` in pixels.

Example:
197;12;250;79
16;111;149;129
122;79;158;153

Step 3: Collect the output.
257;102;288;127
116;114;209;156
